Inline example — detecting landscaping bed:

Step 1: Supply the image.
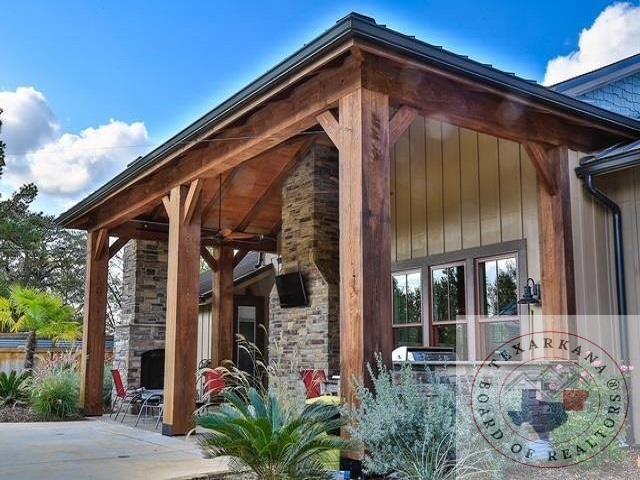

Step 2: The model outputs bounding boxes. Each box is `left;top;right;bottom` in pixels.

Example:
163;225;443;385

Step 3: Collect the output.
0;404;82;423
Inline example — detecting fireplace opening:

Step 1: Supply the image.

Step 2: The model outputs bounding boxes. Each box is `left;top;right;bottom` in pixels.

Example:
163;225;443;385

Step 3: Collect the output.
140;349;165;389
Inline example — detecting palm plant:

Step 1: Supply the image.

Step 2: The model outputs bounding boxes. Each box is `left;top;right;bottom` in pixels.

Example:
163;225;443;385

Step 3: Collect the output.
197;387;348;480
0;286;80;370
0;370;29;407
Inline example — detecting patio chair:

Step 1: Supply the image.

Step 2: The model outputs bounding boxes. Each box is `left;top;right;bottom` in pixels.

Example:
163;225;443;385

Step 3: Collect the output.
301;369;327;399
110;369;142;422
134;392;164;428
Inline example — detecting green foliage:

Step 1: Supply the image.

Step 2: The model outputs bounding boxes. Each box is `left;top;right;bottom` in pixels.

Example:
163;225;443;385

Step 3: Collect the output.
103;364;113;408
0;286;80;341
197;388;347;480
348;357;489;479
0;370;29;407
30;369;80;419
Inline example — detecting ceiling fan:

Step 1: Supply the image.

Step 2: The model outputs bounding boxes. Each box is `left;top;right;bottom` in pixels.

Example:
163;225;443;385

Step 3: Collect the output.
203;174;274;244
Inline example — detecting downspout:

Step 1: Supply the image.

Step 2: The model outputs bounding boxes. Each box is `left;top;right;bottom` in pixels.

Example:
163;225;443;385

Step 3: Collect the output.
582;174;633;444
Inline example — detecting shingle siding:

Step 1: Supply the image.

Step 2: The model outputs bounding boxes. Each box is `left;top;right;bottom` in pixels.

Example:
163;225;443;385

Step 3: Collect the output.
577;72;640;120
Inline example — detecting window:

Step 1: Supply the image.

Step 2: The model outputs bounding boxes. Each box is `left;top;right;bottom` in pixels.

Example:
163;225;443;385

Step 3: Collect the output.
477;255;519;359
392;241;525;360
392;271;422;347
430;263;468;359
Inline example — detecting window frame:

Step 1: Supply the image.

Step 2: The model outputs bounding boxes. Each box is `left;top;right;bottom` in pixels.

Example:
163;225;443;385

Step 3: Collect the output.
391;269;425;347
391;239;528;361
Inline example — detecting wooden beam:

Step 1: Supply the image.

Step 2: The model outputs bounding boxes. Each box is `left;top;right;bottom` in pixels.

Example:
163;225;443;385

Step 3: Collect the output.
316;110;341;148
338;88;393;408
234;139;314;232
537;146;576;321
201;168;240;222
200;246;218;272
161;195;171;216
108;236;130;259
361;53;624;151
233;249;250;268
84;56;362;231
162;185;202;436
389;105;418;145
79;230;109;416
523;142;557;195
211;246;235;368
183;179;202;224
92;228;108;261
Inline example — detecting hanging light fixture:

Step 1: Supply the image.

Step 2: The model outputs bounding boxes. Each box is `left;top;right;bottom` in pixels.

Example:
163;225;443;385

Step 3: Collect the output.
518;277;541;305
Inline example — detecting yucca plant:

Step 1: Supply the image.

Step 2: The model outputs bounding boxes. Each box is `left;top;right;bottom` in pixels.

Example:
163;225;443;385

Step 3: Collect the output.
197;387;347;480
0;370;29;407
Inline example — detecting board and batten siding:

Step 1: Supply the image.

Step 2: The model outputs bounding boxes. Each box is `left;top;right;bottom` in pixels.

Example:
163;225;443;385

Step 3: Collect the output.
569;153;640;442
391;116;540;282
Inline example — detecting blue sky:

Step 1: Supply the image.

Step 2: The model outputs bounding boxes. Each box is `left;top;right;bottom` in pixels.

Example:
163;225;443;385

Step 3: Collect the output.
1;0;638;214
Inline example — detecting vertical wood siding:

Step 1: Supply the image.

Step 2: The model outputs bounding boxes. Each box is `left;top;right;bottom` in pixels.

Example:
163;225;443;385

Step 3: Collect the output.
391;116;539;275
570;156;640;441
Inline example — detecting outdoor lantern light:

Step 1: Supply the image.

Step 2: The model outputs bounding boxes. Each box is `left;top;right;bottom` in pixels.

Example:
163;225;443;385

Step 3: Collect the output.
518;277;541;305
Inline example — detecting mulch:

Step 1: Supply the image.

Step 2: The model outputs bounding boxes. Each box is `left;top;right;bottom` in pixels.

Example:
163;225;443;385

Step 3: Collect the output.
0;405;82;423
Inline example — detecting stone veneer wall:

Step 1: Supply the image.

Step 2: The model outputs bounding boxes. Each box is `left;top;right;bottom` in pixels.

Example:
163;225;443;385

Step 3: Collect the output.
113;240;168;388
269;144;340;379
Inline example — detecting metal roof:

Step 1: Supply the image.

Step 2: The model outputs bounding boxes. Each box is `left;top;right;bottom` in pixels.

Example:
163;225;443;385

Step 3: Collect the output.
551;53;640;97
576;139;640;177
56;12;640;227
199;251;274;298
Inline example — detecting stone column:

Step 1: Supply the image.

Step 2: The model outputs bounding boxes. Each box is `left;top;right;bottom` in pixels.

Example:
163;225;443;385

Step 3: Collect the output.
269;144;340;382
113;240;168;388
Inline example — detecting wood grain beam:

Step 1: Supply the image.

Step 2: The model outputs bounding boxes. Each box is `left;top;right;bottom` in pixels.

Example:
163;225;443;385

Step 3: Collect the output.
316;110;341;148
83;56;362;231
537;146;576;320
162;184;202;436
211;246;234;368
523;142;558;195
201;168;240;222
200;246;218;272
389;105;418;146
361;53;624;151
233;138;315;232
92;228;108;261
108;236;131;259
233;249;250;268
338;88;393;409
79;230;109;416
183;179;202;224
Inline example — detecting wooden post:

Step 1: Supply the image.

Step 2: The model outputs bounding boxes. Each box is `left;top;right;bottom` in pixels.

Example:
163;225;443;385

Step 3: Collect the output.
337;88;393;405
162;183;202;436
530;145;576;328
211;246;235;367
80;229;109;416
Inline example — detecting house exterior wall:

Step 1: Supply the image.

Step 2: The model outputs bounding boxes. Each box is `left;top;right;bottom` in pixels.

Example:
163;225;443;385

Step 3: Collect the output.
391;117;541;283
576;72;640;120
568;150;640;441
268;144;340;383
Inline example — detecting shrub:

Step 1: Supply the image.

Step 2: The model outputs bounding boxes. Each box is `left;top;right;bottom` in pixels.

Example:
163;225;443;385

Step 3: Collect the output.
103;364;113;409
0;370;29;407
31;369;80;419
348;357;490;480
197;388;347;480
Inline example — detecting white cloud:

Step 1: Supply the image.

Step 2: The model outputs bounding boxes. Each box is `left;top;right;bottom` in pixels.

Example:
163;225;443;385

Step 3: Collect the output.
544;2;640;85
0;86;148;212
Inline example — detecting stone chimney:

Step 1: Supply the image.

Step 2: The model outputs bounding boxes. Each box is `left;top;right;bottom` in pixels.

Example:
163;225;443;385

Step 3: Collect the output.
269;144;340;377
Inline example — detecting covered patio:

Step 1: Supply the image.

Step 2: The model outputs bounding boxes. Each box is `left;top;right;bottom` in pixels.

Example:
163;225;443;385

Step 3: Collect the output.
57;13;640;438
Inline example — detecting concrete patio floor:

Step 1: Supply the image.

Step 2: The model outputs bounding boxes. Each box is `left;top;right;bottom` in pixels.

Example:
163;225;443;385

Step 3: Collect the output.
0;418;231;480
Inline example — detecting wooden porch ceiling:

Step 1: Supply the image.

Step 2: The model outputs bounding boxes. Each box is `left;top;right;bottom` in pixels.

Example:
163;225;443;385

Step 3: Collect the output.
64;41;640;239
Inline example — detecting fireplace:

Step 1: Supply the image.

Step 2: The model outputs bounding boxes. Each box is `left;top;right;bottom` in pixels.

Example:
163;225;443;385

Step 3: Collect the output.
140;349;165;389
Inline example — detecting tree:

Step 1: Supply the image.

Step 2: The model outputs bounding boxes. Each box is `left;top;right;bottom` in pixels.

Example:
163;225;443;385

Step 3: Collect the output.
0;286;80;370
